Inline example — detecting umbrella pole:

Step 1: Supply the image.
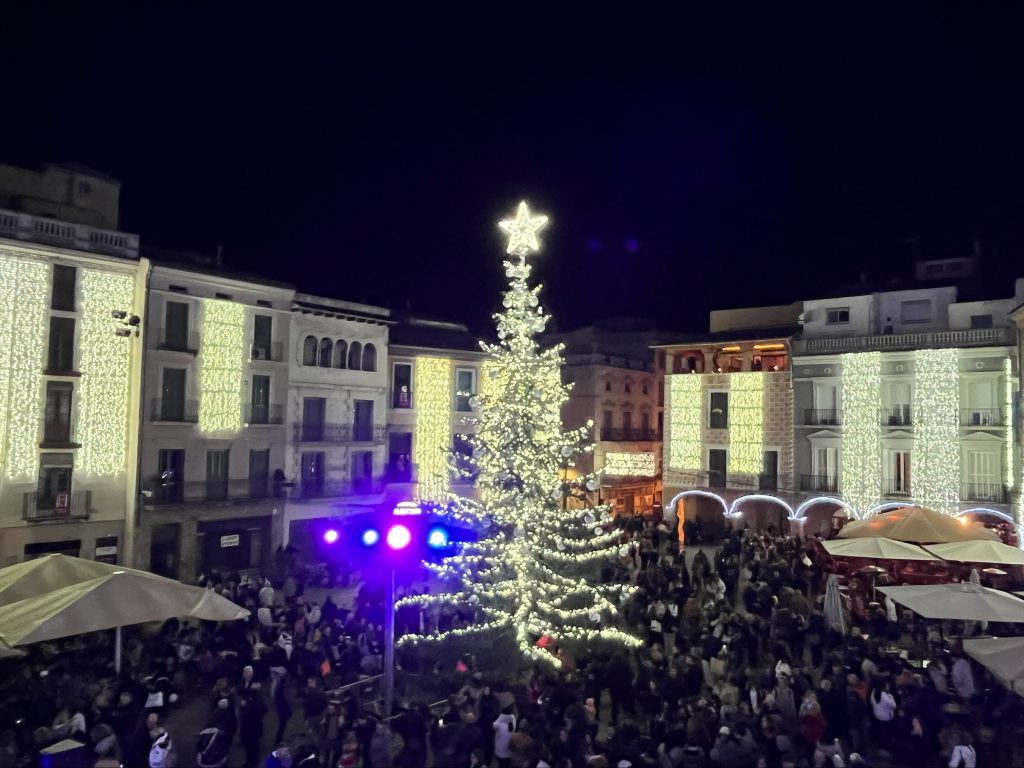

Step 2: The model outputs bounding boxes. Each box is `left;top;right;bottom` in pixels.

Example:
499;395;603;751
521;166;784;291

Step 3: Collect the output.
114;626;122;675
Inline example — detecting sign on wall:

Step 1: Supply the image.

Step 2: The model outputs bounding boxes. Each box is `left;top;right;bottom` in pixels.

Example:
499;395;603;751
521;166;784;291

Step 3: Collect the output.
603;452;657;477
220;534;240;548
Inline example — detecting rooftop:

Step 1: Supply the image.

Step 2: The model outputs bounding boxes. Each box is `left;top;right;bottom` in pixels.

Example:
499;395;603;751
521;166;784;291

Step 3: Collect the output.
652;324;801;348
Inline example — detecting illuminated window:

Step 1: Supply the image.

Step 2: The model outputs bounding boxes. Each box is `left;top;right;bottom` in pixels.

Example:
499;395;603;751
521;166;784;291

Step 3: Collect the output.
455;367;477;412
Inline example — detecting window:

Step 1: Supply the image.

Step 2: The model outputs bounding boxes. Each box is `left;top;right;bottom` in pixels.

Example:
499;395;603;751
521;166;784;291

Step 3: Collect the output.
883;381;912;425
622;411;633;432
900;299;931;324
206;449;230;501
252;315;272;358
47;316;76;373
708;449;727;487
640;412;651;437
160;368;187;421
250;375;271;423
157;449;185;503
302;335;317;366
455;368;477;412
168;284;189;294
762;450;779;489
970;314;993;329
657;351;666;370
348;341;362;370
51;265;76;311
709;392;728;429
814;447;837;479
301;397;326;441
393;363;413;408
605;380;612;392
642;382;649;395
603;410;613;430
318;338;333;367
334;340;348;368
249;449;270;499
826;307;850;325
77;180;91;195
300;452;325;497
37;454;73;511
885;450;911;495
43;382;74;445
163;301;190;350
362;343;377;372
624;382;631;394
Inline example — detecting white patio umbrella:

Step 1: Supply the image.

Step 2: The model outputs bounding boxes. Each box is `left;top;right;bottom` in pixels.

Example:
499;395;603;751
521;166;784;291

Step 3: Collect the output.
0;553;173;606
839;506;999;544
924;540;1024;566
963;637;1024;695
823;537;938;561
824;574;846;634
878;583;1024;623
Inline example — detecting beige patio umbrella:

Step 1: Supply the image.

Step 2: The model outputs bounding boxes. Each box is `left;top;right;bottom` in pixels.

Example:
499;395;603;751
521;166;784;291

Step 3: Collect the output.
923;540;1024;566
878;583;1024;623
963;637;1024;695
838;506;999;544
823;537;938;560
0;553;172;606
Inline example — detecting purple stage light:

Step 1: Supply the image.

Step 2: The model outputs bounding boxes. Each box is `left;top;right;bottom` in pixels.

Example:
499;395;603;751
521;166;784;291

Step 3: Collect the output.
361;528;380;546
386;524;412;550
322;529;339;544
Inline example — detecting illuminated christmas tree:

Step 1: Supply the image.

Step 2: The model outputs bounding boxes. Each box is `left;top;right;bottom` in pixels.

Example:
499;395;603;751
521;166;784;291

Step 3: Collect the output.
397;201;639;668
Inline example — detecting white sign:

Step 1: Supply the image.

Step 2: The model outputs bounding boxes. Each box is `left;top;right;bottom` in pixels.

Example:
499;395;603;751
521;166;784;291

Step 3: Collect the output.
220;534;240;548
603;452;657;477
95;546;118;557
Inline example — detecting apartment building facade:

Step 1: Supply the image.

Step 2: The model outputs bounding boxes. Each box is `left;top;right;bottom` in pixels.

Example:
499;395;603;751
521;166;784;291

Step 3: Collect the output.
0;193;146;566
282;294;392;549
133;262;295;582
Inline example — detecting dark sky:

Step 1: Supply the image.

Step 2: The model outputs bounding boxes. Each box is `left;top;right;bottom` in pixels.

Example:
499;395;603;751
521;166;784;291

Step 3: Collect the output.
3;5;1024;334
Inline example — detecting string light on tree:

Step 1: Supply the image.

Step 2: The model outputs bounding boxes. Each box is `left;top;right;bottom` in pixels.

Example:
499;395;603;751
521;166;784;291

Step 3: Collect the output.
397;200;640;668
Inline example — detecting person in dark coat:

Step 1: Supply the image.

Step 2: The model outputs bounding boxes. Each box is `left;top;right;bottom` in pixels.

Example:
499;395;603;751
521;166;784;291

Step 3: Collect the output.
239;686;267;768
605;653;635;726
272;677;292;745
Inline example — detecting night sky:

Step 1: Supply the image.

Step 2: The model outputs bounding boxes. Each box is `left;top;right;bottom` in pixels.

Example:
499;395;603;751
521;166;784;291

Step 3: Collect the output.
3;6;1023;334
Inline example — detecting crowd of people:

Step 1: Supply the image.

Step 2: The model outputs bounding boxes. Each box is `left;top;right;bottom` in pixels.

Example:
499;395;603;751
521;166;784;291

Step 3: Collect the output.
1;519;1023;768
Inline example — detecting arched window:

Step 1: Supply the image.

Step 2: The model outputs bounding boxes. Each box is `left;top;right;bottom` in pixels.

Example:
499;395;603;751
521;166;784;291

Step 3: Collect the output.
348;341;362;370
333;340;348;369
302;335;317;366
318;338;333;367
362;343;377;372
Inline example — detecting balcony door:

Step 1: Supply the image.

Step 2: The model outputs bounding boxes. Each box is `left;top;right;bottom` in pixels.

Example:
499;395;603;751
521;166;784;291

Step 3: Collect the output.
249;448;270;498
708;449;727;487
301;451;325;496
302;397;326;441
165;301;189;350
44;382;73;445
206;449;230;501
253;315;272;358
389;431;412;479
392;363;412;407
966;450;998;500
353;399;373;441
158;449;185;503
251;375;270;423
351;451;373;492
886;449;911;495
161;368;187;421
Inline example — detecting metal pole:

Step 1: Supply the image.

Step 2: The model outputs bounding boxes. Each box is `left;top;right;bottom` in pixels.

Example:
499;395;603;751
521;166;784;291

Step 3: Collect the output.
114;626;122;674
383;566;395;720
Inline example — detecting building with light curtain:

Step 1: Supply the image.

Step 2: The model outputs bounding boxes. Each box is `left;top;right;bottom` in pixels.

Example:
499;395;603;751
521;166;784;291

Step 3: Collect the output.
657;303;802;536
133;257;295;582
282;293;393;550
792;259;1022;536
553;321;664;515
387;315;486;506
0;164;147;566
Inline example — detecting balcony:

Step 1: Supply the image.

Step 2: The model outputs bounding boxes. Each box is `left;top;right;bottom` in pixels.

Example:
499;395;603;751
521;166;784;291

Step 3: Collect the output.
800;475;839;493
804;409;841;426
880;406;912;427
23;490;91;521
881;478;911;497
244;403;284;425
291;477;382;500
150;398;199;423
961;409;1004;427
40;418;79;448
599;427;662;441
392;388;414;409
292;423;387;443
250;342;285;363
0;209;140;258
156;328;200;354
149;479;271;506
963;483;1007;503
793;326;1015;355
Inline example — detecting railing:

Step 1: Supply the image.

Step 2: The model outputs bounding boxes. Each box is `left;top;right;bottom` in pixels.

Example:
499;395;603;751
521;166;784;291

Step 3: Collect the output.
150;398;199;423
156;328;200;354
800;475;839;493
391;389;413;409
804;409;840;426
793;326;1015;355
961;408;1004;427
23;490;91;521
244;403;284;425
881;478;911;497
292;478;382;500
880;406;912;427
758;473;778;491
963;483;1007;503
250;341;284;362
0;209;139;258
292;423;387;443
41;418;75;446
599;427;662;441
149;480;269;505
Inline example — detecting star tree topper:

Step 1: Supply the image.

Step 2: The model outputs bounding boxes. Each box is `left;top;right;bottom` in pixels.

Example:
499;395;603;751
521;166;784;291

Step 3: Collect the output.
499;201;549;257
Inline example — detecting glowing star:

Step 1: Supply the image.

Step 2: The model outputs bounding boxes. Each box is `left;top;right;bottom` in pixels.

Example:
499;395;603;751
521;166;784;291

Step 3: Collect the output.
498;201;549;257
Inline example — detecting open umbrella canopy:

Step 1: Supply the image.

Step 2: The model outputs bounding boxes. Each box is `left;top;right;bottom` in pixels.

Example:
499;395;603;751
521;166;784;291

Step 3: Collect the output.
0;572;248;646
838;506;999;544
963;637;1024;695
824;574;847;634
878;583;1024;623
823;537;938;561
0;554;173;607
924;540;1024;566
